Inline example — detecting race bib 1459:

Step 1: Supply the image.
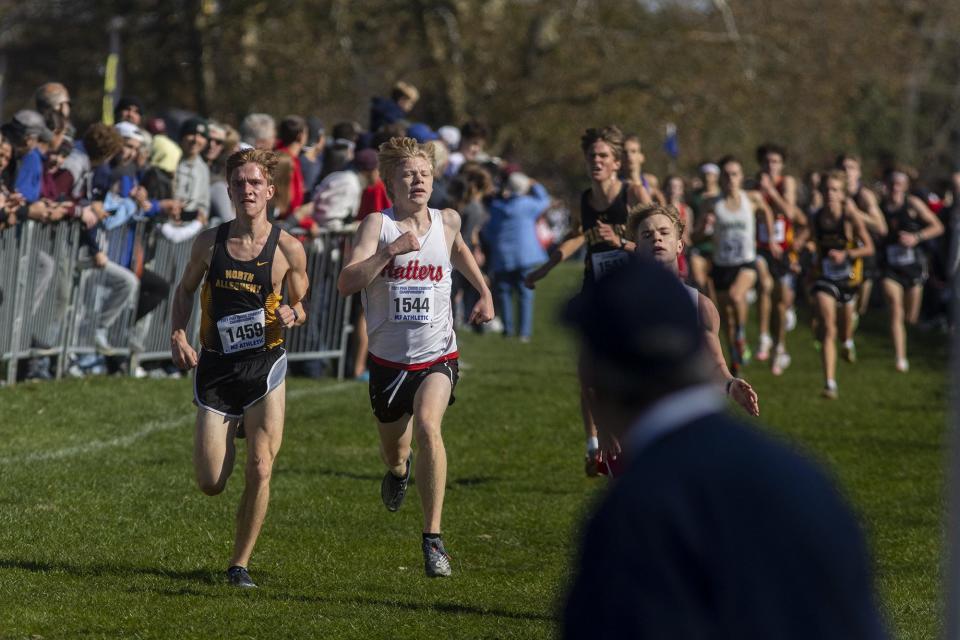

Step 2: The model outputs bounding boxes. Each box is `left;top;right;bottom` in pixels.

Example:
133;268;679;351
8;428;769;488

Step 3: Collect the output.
217;308;266;354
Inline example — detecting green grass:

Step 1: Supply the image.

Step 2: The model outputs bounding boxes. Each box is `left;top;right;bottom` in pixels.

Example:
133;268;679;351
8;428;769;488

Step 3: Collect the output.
0;262;947;639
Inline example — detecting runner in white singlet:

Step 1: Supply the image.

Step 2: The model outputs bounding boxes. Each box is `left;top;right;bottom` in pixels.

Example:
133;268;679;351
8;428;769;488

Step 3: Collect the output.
705;156;777;375
627;204;759;417
338;137;493;578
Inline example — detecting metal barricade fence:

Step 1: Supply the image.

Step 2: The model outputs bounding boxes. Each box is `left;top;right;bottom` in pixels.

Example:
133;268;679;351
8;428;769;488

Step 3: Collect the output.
285;230;355;379
134;231;200;366
0;224;21;384
62;222;144;367
0;221;355;384
5;220;80;383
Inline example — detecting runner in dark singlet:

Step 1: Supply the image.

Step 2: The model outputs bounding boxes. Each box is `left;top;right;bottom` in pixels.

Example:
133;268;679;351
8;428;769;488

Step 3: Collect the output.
524;125;647;476
171;148;309;588
753;144;805;375
809;171;873;399
879;168;943;372
836;154;888;332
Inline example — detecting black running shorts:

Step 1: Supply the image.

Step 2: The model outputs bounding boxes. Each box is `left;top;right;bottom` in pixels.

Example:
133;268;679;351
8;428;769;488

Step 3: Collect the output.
368;357;459;424
883;264;924;289
811;278;857;305
710;262;757;292
757;249;791;280
194;347;287;418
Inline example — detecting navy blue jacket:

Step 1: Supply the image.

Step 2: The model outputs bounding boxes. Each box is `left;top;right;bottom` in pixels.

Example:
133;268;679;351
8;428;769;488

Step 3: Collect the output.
563;413;887;639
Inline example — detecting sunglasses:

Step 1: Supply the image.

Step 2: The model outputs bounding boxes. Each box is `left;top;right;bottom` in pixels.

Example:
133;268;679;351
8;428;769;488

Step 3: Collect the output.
208;138;225;145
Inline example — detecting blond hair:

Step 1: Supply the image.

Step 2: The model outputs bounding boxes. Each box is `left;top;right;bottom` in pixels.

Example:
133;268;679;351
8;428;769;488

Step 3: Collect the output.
378;136;435;200
626;203;685;242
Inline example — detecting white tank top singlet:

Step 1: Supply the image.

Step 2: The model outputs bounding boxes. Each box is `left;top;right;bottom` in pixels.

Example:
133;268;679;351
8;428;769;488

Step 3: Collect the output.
713;189;757;267
683;283;700;318
362;208;457;368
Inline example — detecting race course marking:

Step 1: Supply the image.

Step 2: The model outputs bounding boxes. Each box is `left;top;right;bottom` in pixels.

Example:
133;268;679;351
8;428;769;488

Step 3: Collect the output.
0;382;352;465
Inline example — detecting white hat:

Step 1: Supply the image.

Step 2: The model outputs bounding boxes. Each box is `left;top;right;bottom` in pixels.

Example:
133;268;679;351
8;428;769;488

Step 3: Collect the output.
438;125;461;150
505;172;531;196
115;121;145;143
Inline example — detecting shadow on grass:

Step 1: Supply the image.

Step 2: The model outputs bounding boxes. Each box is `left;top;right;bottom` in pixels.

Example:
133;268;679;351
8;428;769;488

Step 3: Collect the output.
0;557;223;584
112;582;553;622
278;467;500;488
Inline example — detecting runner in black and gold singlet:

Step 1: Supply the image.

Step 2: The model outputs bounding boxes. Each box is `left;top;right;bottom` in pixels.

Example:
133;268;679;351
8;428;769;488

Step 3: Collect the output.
523;125;648;476
195;222;286;418
170;148;309;589
809;171;874;400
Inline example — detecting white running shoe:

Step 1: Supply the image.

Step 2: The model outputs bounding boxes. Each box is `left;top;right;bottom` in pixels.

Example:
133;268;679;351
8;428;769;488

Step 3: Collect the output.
756;334;773;362
896;358;909;373
785;308;797;332
771;350;791;376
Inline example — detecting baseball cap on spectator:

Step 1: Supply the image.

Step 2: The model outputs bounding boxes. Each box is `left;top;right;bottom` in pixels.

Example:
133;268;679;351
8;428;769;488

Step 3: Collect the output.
562;256;702;374
115;121;145;143
504;171;531;197
114;96;143;121
13;110;54;143
180;117;209;139
700;162;720;175
407;123;439;143
438;125;461;150
354;148;379;172
150;135;183;174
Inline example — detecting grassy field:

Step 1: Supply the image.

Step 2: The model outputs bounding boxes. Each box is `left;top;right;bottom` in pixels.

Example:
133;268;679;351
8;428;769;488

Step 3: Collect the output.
0;262;948;639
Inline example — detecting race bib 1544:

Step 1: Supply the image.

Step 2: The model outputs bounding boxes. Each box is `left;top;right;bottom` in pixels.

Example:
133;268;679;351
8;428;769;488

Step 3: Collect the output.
389;283;434;323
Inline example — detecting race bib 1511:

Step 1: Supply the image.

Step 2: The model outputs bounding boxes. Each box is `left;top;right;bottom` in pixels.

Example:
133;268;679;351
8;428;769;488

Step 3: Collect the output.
591;250;629;280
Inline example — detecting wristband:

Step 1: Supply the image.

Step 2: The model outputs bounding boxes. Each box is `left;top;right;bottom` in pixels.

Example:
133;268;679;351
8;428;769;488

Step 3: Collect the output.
726;378;739;396
291;307;300;324
619;236;627;249
16;204;29;222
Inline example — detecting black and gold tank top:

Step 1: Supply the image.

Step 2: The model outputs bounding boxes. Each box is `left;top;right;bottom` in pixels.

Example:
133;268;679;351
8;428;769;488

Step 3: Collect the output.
580;184;630;277
813;208;862;285
200;222;283;354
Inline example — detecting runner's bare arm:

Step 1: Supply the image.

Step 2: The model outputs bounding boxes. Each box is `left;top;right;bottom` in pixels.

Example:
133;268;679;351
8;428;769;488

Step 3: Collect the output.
858;189;888;236
338;212;418;296
446;209;494;323
277;233;309;328
170;228;216;369
752;191;781;258
908;195;944;244
523;232;586;289
848;214;874;260
700;293;760;416
626;180;653;207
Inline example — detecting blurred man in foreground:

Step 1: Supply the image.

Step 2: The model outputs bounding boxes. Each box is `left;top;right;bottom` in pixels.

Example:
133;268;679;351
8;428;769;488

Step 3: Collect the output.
561;256;886;639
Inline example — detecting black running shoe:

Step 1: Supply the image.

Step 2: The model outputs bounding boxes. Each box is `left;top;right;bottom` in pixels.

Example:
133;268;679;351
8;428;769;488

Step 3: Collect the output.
226;565;257;588
381;456;411;512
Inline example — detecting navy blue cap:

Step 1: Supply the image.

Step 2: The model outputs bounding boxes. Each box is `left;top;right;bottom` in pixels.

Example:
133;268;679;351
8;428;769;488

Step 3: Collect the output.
562;255;702;371
407;123;439;143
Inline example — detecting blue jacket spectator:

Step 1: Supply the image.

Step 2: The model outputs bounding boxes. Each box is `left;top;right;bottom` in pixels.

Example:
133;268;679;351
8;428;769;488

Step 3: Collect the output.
482;173;550;341
482;175;550;273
